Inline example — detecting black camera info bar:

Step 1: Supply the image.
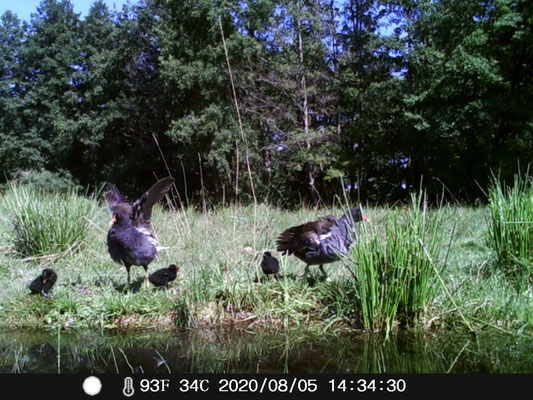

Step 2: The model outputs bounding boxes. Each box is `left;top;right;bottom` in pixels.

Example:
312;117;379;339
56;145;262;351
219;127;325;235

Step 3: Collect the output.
0;373;528;399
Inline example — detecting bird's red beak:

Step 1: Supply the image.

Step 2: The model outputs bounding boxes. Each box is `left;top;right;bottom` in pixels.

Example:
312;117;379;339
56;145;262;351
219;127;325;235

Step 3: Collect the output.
110;214;117;225
363;215;370;222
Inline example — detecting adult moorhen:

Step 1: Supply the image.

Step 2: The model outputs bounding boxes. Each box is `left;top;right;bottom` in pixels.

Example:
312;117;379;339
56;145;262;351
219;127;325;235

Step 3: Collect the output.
276;207;369;278
148;264;180;287
29;268;57;298
260;251;281;279
106;177;174;286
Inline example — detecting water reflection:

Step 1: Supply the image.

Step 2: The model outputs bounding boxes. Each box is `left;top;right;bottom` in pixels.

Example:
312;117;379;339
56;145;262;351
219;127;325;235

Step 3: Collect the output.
0;328;532;373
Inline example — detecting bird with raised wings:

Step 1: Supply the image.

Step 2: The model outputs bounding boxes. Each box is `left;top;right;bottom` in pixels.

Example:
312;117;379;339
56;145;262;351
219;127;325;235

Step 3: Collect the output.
106;177;174;286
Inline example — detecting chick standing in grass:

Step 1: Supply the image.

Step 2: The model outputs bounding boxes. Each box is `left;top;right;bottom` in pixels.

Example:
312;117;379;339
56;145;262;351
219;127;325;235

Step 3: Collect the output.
261;251;281;279
29;268;57;298
148;264;180;287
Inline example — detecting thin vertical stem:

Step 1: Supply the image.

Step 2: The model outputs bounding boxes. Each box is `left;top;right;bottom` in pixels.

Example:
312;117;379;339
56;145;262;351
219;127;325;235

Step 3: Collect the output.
56;325;61;374
418;238;474;332
219;16;258;250
152;133;191;236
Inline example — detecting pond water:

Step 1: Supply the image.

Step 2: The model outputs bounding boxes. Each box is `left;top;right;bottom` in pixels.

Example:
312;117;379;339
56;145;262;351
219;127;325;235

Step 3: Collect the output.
0;328;532;373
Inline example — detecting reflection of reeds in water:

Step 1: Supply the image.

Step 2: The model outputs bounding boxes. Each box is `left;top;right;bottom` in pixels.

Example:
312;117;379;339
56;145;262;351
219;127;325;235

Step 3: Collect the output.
359;332;439;373
1;329;532;373
0;345;28;373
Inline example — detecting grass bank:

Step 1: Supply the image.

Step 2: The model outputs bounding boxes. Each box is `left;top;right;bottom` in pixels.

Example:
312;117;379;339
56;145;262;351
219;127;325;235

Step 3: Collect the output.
0;188;531;337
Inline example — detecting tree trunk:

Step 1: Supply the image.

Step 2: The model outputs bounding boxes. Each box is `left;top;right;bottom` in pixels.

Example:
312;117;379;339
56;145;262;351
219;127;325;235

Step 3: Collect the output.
296;13;319;205
260;127;272;187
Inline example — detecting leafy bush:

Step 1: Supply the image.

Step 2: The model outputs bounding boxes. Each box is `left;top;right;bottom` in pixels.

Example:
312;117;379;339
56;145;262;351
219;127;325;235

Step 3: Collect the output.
10;169;81;193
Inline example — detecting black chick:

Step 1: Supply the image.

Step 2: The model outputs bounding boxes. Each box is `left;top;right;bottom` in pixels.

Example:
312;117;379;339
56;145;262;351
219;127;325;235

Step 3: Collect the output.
106;177;174;286
29;268;57;298
261;251;281;279
148;264;180;287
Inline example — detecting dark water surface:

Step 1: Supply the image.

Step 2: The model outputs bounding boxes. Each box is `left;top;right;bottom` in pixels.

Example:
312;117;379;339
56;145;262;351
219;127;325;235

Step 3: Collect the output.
1;328;532;373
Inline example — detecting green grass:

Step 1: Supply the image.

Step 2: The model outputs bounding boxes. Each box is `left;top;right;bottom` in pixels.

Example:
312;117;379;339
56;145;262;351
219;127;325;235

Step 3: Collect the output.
487;170;533;287
346;193;446;335
0;186;532;338
0;183;98;259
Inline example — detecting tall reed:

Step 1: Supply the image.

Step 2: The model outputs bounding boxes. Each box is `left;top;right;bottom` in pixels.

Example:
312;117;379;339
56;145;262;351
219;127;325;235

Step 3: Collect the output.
0;183;97;258
349;192;446;335
487;170;533;286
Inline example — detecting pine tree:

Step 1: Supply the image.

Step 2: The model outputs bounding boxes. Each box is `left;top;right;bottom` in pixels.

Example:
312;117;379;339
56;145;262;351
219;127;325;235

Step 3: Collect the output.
0;11;29;176
17;0;83;173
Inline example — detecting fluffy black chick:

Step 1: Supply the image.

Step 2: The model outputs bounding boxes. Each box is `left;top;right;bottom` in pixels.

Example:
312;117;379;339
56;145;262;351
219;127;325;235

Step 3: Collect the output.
148;264;180;287
261;251;281;279
29;268;57;298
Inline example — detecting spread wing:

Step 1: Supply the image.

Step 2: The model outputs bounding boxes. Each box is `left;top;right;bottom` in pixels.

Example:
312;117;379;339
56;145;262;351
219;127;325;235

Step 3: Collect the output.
276;216;337;255
132;177;174;226
105;184;132;216
276;224;305;254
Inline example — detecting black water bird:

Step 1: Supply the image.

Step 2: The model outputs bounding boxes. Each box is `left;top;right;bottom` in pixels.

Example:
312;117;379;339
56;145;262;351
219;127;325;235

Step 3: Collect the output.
276;207;369;278
106;177;174;286
29;268;57;298
260;251;281;279
148;264;180;287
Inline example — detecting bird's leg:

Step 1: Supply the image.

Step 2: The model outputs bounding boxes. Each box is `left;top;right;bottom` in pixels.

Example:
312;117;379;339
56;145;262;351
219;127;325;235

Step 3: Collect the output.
143;265;149;287
319;264;327;279
125;264;131;287
304;264;310;277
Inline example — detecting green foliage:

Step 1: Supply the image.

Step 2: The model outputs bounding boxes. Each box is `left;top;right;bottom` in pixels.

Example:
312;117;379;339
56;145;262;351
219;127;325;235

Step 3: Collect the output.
348;193;446;335
0;0;532;204
0;183;97;258
9;169;81;192
487;169;533;286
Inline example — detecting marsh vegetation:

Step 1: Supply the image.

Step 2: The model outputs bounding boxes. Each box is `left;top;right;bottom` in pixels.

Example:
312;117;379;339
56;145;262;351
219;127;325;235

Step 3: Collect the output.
0;177;531;339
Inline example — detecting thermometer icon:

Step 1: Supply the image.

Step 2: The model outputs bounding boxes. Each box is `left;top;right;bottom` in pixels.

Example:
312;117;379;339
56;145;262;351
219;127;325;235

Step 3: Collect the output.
123;377;135;397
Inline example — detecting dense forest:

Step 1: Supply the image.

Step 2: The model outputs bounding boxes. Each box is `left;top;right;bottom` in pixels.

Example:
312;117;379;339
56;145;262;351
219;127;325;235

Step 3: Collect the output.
0;0;531;206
